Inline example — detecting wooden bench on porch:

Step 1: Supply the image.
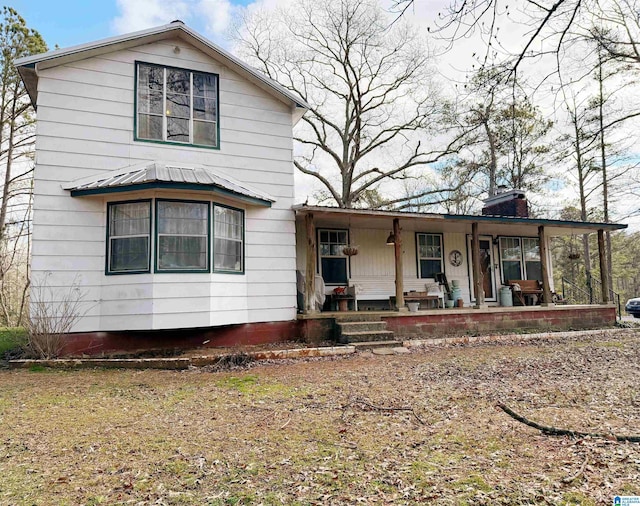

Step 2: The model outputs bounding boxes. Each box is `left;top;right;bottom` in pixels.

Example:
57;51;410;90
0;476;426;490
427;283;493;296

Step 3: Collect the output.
507;279;543;306
389;291;442;310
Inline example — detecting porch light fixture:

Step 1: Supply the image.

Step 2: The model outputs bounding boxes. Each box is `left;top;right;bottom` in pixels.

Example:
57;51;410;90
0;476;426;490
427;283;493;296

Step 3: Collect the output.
386;232;396;245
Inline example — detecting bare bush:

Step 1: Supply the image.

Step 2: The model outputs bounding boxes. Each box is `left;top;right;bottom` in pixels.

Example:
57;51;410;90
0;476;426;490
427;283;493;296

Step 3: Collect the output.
26;275;87;359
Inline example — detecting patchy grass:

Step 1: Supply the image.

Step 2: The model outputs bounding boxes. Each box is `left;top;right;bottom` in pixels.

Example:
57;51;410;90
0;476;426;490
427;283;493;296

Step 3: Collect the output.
0;327;26;356
0;329;639;504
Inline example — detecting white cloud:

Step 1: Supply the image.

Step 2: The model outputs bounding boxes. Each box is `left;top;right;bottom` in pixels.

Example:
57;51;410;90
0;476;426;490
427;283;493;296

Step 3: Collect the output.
112;0;191;34
197;0;235;37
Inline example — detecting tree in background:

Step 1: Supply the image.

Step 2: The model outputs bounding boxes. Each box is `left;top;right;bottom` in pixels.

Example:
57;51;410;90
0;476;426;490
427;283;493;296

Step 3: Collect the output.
234;0;469;209
0;7;47;326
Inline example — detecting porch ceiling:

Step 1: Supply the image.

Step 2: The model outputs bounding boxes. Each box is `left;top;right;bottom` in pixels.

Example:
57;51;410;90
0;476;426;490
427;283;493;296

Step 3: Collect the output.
293;205;627;237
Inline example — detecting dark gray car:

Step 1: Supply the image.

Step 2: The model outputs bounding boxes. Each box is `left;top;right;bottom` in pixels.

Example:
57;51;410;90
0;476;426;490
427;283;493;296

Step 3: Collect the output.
626;297;640;318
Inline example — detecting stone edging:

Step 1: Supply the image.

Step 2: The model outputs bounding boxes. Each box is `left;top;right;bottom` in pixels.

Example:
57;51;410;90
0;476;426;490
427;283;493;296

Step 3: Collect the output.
8;346;356;370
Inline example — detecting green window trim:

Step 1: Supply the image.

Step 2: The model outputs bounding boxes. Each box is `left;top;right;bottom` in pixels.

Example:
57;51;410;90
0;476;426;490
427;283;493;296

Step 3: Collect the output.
155;199;211;273
134;61;220;150
105;199;152;275
105;198;247;276
213;203;245;274
416;232;444;279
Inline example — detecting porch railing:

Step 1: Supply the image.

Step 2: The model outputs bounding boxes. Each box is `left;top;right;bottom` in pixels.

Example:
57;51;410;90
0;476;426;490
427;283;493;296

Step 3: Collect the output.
561;276;622;319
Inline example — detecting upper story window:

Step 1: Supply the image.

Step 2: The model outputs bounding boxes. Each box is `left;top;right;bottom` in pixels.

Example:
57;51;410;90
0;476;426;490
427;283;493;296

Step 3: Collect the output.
416;233;443;278
136;62;219;148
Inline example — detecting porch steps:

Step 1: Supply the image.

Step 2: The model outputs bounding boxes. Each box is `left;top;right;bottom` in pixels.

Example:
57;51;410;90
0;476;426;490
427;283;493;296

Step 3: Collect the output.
337;320;395;344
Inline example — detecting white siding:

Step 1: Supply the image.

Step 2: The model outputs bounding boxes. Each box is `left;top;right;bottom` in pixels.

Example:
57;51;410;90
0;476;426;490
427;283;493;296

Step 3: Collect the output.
32;38;297;332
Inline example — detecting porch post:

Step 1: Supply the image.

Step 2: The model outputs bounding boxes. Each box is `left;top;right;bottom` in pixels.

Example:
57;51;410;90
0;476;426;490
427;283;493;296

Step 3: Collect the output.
393;218;405;310
304;213;317;313
598;229;610;304
538;225;554;306
471;222;485;308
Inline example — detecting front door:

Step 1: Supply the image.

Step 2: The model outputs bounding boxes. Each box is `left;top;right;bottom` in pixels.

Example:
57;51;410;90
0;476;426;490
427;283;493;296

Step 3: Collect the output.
467;235;496;301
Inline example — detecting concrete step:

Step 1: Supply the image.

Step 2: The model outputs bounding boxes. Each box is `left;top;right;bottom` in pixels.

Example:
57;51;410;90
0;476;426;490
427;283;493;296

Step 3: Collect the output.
350;340;403;350
332;313;383;322
339;330;396;343
337;321;388;333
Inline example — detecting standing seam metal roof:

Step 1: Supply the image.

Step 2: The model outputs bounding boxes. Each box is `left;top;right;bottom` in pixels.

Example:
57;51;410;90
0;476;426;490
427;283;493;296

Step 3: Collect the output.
62;162;276;205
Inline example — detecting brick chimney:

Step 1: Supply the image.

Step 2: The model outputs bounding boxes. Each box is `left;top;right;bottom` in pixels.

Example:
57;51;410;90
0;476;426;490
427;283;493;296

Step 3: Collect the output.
481;189;528;218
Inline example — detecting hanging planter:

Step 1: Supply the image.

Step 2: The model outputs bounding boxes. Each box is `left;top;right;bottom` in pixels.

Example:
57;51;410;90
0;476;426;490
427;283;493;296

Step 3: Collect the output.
342;245;359;256
568;253;581;260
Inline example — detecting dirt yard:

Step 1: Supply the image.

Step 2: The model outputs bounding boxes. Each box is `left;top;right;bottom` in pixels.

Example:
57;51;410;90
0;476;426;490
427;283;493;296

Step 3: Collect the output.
1;329;639;505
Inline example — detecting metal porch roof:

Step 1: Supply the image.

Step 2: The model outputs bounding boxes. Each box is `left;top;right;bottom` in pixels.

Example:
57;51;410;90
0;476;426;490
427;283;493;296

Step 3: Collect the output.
293;204;628;236
63;162;276;206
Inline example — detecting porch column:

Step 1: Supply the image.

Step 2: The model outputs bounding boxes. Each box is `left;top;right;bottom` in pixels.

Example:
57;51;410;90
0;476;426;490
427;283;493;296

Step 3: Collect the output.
598;229;610;304
393;218;405;310
538;225;553;306
304;213;317;313
471;222;485;308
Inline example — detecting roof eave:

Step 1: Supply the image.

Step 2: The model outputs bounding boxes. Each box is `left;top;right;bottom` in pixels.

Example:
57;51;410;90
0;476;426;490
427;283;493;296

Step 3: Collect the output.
293;205;628;232
15;21;310;113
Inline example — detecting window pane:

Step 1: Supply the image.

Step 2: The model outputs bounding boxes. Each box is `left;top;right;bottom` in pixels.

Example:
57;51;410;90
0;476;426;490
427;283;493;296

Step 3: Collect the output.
167;117;189;143
138;90;163;115
523;238;540;261
193;73;217;98
214;238;242;271
500;237;521;261
321;257;347;284
166;69;190;94
138;64;163;92
111;202;150;236
420;259;441;279
193;97;217;121
194;120;217;146
503;261;522;282
158;201;207;234
158;236;207;270
138;114;162;140
166;92;190;119
110;237;149;272
526;261;542;281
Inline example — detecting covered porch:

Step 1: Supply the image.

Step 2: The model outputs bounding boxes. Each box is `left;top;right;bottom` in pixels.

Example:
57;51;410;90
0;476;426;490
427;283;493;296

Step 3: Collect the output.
294;204;626;342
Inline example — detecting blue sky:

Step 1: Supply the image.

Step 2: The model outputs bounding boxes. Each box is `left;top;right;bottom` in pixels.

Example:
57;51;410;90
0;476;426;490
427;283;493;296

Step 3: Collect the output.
11;0;255;50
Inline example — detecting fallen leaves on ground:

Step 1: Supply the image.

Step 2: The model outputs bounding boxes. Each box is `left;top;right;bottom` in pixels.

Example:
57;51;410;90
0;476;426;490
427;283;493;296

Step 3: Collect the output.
0;329;639;505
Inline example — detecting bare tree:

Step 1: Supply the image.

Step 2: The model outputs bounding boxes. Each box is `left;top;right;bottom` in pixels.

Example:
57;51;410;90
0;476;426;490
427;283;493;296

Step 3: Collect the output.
233;0;467;209
0;8;47;327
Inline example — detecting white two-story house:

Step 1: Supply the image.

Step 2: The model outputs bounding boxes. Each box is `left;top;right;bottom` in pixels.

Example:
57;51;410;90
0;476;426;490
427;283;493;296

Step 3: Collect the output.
17;21;309;353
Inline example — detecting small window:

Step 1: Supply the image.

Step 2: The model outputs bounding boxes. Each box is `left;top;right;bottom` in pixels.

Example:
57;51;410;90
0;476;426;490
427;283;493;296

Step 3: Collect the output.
417;233;443;278
318;229;348;285
214;205;244;272
156;200;209;272
107;201;151;274
136;62;219;148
